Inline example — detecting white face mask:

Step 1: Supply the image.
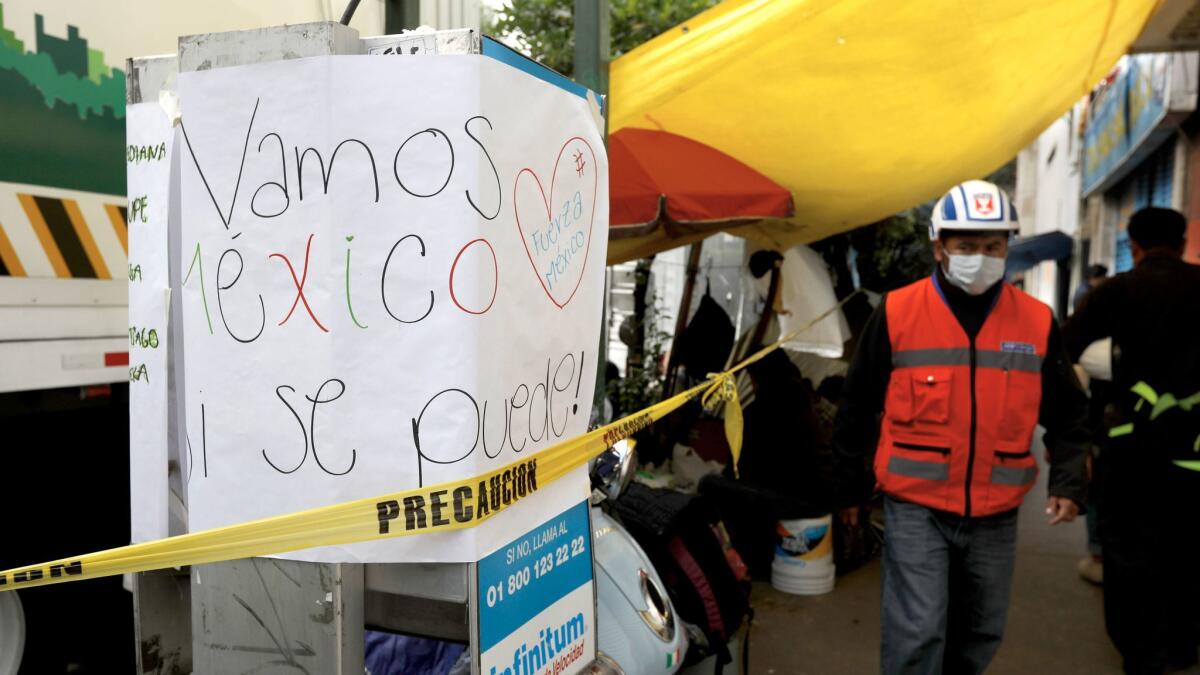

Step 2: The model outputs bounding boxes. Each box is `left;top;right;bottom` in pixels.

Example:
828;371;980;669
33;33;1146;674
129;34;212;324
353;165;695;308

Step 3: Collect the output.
944;254;1006;295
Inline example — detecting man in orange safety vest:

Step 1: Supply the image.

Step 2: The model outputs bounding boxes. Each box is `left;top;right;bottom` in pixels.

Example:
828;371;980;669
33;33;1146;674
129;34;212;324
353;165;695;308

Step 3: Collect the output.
833;179;1089;674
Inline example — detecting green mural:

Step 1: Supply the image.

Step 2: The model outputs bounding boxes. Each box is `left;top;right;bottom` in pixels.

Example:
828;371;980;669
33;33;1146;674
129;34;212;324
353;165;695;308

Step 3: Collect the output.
0;2;125;195
0;4;22;52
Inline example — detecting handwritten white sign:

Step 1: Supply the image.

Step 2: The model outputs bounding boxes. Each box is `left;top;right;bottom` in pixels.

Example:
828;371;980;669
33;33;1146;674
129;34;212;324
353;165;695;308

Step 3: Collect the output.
127;101;174;543
176;56;608;561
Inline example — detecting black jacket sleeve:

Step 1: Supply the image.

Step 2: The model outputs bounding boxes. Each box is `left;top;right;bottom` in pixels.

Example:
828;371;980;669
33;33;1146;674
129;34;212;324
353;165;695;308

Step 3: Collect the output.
832;299;891;508
1040;318;1090;507
1063;279;1119;361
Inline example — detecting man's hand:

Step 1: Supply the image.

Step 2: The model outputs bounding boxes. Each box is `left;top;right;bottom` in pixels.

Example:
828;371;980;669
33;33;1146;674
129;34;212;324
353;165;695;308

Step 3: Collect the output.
1046;496;1080;525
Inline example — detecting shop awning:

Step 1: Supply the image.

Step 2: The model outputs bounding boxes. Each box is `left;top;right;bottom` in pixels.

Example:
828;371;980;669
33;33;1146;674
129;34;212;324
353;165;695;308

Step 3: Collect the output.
609;0;1160;258
1007;231;1074;274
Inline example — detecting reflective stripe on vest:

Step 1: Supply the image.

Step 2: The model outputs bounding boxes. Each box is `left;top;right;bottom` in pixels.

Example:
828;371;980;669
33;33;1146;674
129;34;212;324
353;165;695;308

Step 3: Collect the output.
893;348;1043;373
1105;382;1200;470
990;464;1037;486
888;456;950;481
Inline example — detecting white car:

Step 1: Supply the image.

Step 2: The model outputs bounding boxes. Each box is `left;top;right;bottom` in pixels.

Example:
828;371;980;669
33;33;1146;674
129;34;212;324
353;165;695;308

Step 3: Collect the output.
0;591;24;675
590;441;687;674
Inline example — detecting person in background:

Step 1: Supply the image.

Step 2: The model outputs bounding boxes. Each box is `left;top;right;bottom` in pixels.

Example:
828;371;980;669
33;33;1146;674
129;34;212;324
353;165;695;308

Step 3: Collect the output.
1075;340;1111;587
833;180;1089;675
598;360;621;425
1064;207;1200;675
1071;262;1112;585
1072;264;1109;313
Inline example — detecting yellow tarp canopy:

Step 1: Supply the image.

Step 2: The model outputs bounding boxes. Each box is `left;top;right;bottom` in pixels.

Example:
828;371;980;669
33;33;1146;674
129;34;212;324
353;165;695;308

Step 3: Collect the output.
607;0;1159;263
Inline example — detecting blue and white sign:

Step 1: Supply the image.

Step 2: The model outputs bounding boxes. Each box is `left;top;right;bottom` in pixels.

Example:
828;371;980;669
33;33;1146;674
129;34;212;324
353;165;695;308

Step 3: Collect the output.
1082;54;1174;196
478;499;595;675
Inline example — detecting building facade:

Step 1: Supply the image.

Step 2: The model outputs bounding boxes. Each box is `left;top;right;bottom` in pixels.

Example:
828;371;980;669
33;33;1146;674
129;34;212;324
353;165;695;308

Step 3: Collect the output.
1017;50;1199;316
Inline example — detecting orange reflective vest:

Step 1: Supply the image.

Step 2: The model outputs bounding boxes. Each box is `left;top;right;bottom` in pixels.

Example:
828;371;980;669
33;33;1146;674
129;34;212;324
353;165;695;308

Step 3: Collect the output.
875;276;1051;517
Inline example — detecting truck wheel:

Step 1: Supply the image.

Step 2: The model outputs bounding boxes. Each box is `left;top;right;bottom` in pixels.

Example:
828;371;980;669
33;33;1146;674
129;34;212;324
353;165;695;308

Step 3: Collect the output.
0;592;24;675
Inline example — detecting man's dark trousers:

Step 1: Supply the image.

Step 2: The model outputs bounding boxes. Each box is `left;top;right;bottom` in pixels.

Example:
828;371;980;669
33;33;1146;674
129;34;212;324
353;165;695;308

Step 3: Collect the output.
1099;440;1200;675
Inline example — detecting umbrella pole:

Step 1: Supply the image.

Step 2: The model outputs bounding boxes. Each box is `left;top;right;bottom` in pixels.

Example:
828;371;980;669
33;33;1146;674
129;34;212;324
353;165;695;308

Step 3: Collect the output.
664;241;704;396
749;262;782;351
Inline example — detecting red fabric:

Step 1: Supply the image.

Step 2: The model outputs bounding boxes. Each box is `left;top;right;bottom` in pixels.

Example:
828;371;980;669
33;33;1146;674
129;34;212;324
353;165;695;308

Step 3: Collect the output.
609;128;793;230
875;278;1051;516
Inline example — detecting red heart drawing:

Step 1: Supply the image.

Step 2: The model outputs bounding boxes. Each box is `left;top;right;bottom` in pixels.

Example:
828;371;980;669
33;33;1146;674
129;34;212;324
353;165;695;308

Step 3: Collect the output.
513;136;598;309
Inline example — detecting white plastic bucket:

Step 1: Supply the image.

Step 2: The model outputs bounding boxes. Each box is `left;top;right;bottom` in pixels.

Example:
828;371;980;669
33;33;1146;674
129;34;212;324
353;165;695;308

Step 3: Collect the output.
771;514;836;595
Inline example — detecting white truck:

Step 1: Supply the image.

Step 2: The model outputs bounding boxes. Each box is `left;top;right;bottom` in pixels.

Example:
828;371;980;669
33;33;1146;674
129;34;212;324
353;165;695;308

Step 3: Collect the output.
0;5;134;671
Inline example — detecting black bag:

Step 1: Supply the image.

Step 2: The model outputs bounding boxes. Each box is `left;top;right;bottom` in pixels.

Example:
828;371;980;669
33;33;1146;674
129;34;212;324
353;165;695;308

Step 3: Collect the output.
674;287;735;378
698;474;825;580
613;484;751;672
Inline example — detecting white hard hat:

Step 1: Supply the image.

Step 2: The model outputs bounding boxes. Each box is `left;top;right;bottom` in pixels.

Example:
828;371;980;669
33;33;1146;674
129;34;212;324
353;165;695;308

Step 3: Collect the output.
929;180;1019;241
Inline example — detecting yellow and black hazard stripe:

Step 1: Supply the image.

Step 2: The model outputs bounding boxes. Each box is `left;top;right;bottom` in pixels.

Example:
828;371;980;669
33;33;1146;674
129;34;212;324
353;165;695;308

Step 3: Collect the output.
106;203;129;255
0;187;127;279
0;219;21;277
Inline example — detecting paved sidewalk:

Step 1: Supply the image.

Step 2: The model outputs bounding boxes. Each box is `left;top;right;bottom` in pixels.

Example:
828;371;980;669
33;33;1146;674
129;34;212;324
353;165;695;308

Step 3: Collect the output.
750;445;1128;674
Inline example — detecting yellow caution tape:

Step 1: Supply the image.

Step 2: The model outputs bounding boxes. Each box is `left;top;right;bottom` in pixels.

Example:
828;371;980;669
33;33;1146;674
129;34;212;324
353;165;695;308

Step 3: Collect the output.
0;293;857;592
702;372;743;476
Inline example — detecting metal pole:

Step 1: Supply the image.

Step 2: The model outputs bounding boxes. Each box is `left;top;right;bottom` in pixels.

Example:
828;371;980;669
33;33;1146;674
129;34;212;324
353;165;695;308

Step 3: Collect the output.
573;0;610;94
384;0;421;33
574;0;611;417
340;0;363;25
